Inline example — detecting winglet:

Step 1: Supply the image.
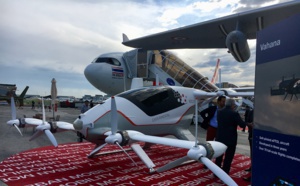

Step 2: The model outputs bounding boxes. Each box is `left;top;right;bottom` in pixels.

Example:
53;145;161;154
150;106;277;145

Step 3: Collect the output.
122;33;129;42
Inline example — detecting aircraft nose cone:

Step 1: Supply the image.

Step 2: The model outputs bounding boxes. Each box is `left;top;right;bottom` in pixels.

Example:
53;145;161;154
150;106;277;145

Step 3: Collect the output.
84;63;105;92
84;64;95;84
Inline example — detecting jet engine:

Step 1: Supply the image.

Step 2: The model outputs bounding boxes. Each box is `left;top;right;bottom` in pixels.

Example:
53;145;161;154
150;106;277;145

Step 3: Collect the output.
226;30;250;62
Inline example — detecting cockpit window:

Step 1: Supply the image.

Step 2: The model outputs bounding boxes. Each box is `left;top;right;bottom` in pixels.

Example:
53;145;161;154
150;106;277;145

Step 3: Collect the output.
92;57;121;66
117;86;185;116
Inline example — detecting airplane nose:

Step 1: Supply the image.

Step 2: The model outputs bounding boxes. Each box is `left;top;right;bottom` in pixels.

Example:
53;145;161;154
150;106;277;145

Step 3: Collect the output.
84;64;95;84
84;63;101;90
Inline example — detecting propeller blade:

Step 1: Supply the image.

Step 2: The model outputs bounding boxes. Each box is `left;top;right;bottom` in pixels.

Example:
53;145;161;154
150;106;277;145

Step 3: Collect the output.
110;97;117;135
131;144;155;170
29;130;43;141
10;97;16;120
44;130;58;147
201;157;237;186
87;143;107;158
115;142;137;166
13;124;23;136
156;156;189;173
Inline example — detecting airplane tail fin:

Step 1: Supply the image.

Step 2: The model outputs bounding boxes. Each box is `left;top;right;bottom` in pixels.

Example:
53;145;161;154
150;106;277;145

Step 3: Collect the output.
19;86;29;98
122;33;129;42
17;86;29;106
211;59;220;84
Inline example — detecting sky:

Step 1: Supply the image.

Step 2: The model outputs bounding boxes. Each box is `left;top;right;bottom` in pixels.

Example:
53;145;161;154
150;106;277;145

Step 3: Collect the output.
0;0;294;98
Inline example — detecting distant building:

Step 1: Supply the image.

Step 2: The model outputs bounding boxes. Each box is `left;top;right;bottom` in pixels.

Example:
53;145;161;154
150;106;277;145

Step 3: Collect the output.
57;96;75;102
82;95;93;102
93;95;104;103
215;82;239;88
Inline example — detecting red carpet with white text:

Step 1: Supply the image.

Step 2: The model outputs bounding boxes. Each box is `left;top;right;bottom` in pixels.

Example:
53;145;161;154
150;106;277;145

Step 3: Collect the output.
0;142;251;186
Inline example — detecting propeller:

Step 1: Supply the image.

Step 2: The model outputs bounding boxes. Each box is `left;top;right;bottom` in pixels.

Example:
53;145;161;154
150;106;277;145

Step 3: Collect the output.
87;97;156;172
6;96;23;136
87;97;136;165
155;98;238;186
29;97;58;147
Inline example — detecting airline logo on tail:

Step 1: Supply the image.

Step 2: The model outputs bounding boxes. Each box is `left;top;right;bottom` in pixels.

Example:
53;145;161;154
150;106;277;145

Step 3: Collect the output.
211;59;220;84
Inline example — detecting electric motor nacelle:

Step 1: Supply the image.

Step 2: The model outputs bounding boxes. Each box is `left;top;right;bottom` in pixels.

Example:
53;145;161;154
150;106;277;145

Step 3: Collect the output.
226;30;250;62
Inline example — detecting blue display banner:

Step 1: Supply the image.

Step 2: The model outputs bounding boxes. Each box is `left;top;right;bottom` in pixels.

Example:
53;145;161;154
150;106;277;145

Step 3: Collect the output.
253;13;300;185
256;13;300;65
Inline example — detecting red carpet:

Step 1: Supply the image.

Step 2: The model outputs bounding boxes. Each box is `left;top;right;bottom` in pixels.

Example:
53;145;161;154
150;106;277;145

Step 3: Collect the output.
0;142;251;186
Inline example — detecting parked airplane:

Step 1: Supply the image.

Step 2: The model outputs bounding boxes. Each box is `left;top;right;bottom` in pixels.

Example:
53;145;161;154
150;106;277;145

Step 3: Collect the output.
84;49;219;96
122;1;300;63
0;84;29;107
82;2;300;100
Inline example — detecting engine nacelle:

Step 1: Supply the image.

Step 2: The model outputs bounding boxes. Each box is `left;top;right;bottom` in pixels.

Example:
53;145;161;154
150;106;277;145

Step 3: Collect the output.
226;30;250;62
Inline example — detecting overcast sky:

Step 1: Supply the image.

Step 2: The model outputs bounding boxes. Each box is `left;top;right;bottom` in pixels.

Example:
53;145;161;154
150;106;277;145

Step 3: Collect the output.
0;0;293;98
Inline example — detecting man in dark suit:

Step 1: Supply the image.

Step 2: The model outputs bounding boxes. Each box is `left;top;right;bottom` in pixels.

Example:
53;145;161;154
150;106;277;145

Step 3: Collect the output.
242;105;250;132
200;96;226;141
215;98;249;174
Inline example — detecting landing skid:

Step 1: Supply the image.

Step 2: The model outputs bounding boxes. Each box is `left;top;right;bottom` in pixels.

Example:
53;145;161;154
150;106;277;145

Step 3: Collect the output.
93;147;132;157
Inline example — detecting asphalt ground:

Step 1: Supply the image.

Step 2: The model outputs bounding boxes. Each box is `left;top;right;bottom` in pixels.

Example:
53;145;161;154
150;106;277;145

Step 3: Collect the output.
0;105;251;163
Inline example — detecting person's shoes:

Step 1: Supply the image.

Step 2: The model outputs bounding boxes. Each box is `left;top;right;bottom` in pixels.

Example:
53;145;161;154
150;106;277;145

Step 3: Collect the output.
244;167;252;172
243;176;251;182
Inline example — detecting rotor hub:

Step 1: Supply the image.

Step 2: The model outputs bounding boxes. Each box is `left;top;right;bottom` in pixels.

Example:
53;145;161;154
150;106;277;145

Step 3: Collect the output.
199;142;214;159
117;131;130;146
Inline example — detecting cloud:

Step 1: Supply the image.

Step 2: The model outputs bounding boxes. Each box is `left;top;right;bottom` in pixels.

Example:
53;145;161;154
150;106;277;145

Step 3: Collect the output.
0;0;293;97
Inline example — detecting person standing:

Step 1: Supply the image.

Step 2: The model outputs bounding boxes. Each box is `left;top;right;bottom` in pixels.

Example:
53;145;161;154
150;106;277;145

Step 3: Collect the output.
200;96;226;141
31;100;35;109
81;100;89;113
215;98;249;174
90;100;94;108
242;106;250;132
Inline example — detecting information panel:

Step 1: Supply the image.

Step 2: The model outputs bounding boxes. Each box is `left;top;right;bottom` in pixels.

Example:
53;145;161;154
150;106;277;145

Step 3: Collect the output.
253;13;300;185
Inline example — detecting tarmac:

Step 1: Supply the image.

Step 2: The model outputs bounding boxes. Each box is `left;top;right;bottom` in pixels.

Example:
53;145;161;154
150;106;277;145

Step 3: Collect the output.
0;105;251;163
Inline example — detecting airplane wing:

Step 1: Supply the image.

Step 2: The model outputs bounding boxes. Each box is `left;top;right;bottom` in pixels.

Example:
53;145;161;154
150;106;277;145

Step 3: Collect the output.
122;1;300;50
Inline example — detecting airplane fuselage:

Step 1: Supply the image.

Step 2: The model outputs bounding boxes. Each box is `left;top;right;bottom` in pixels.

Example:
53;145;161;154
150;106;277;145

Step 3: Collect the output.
84;50;219;96
74;86;198;144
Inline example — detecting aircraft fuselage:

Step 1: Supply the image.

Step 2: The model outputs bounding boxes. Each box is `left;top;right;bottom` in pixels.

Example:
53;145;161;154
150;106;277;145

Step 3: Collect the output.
74;86;198;144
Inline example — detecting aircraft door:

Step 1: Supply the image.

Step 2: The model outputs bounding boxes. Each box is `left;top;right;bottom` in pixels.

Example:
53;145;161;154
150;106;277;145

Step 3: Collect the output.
137;49;148;78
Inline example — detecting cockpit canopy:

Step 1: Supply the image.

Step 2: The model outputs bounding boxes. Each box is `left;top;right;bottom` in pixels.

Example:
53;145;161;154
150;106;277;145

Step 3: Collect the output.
117;86;185;116
92;57;121;66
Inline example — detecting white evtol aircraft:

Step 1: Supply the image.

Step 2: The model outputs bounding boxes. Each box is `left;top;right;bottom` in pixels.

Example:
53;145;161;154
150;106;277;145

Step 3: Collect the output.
6;86;239;185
